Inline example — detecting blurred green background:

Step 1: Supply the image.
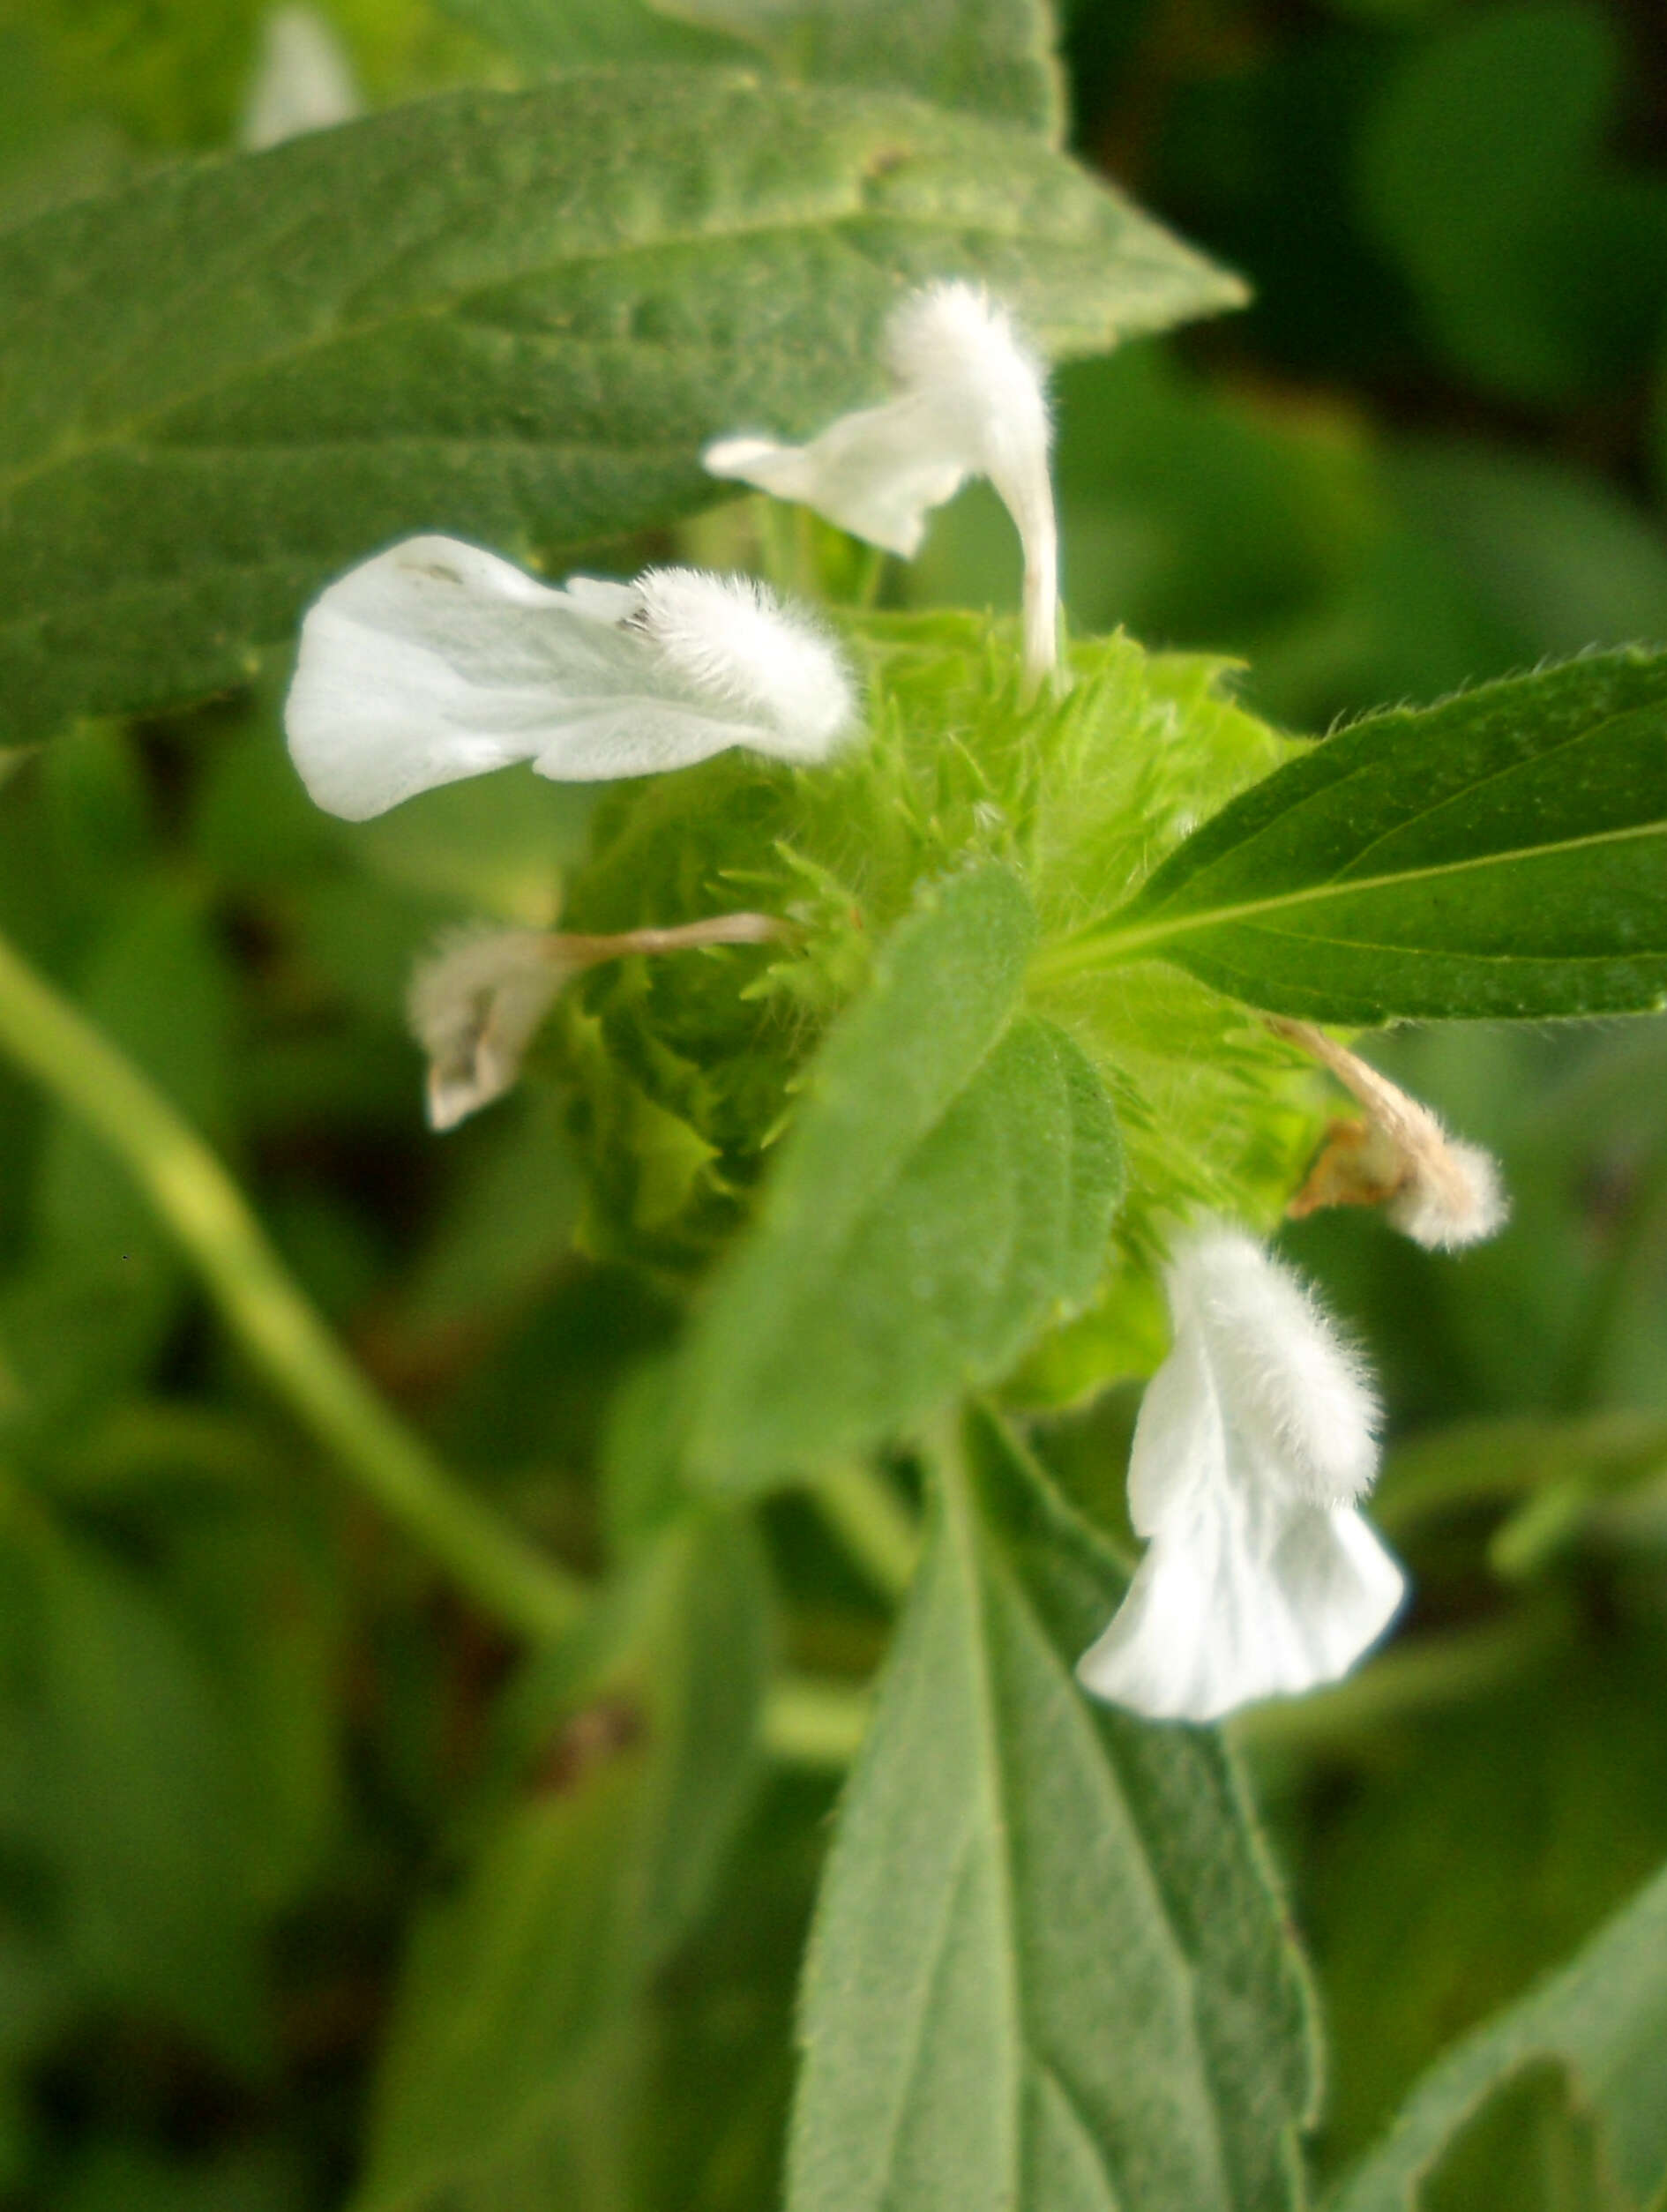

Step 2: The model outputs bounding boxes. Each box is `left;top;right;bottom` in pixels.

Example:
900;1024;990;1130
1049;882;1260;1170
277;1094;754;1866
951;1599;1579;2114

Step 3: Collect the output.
1;0;1665;2203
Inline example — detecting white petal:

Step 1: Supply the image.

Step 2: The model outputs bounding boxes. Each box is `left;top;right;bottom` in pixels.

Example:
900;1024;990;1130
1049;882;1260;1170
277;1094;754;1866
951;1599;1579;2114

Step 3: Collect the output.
285;538;856;819
407;928;574;1130
1078;1217;1402;1725
1076;1490;1405;1724
704;281;1058;685
241;6;360;150
705;405;969;559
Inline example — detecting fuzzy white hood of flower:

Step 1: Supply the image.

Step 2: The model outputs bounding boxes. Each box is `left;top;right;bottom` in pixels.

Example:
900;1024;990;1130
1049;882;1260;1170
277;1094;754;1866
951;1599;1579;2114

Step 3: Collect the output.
285;536;858;820
704;281;1058;687
1077;1225;1405;1724
241;6;361;150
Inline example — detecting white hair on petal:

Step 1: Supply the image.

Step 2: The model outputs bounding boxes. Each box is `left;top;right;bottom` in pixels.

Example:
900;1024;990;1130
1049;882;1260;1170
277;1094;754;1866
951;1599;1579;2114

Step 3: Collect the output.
632;568;857;765
1170;1226;1380;1506
884;281;1051;449
1386;1136;1510;1252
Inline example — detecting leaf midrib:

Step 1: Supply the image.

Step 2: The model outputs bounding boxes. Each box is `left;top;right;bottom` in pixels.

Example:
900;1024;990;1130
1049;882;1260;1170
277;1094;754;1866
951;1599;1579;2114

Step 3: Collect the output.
1064;818;1664;968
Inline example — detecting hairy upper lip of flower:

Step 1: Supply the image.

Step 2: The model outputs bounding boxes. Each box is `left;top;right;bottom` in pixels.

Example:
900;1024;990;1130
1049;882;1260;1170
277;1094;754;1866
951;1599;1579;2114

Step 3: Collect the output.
282;537;859;824
703;280;1060;694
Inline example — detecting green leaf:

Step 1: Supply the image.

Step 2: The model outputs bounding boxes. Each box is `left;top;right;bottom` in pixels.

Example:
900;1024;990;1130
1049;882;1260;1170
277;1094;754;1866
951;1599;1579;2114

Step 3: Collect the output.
12;1513;269;2064
669;0;1065;140
355;1509;769;2211
1328;1857;1667;2212
0;73;1241;741
1073;649;1667;1023
787;1411;1316;2212
682;865;1123;1489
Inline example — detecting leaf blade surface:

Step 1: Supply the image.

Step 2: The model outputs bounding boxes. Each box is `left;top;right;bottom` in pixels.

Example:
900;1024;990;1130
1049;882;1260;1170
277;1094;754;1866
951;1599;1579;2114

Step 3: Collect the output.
786;1412;1316;2212
682;865;1123;1488
1083;651;1667;1022
0;73;1240;738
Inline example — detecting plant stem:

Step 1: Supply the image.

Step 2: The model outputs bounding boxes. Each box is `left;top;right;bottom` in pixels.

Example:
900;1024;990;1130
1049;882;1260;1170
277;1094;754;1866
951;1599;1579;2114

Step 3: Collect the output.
762;1673;872;1767
806;1459;921;1599
0;927;586;1643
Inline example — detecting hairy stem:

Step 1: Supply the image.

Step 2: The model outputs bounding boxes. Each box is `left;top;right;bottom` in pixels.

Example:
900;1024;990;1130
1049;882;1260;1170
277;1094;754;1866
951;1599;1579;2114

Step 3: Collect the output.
0;927;586;1643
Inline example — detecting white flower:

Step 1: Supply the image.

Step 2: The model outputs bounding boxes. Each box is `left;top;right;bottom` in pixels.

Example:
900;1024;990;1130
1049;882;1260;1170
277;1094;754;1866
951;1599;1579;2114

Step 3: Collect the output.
1077;1226;1405;1724
285;537;858;821
704;281;1058;691
409;913;788;1130
1275;1019;1508;1252
241;6;361;150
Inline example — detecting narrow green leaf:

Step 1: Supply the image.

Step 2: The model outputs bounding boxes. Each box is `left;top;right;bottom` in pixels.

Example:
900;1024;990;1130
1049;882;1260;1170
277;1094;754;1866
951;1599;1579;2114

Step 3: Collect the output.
683;865;1123;1489
1329;1857;1667;2212
355;1510;768;2212
787;1412;1316;2212
1072;650;1667;1022
669;0;1065;140
0;74;1241;740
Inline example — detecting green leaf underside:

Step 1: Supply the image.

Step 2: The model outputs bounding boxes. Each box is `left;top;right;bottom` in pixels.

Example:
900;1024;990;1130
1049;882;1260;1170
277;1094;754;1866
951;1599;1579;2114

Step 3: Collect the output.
787;1413;1315;2212
1329;1857;1667;2212
1083;650;1667;1023
0;71;1241;740
355;1513;769;2212
682;865;1123;1488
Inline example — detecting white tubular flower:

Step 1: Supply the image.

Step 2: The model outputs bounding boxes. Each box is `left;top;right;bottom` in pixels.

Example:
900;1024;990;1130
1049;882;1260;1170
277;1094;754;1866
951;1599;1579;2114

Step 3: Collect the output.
1077;1226;1405;1725
285;537;858;822
408;929;578;1132
241;7;361;150
704;281;1058;691
1274;1019;1509;1252
409;913;787;1131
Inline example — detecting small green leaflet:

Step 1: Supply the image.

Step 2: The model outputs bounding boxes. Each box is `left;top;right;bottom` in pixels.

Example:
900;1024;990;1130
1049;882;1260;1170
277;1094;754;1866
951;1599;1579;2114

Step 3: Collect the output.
354;1512;769;2212
1062;650;1667;1023
1328;1856;1667;2212
0;72;1241;741
681;865;1123;1490
787;1412;1316;2212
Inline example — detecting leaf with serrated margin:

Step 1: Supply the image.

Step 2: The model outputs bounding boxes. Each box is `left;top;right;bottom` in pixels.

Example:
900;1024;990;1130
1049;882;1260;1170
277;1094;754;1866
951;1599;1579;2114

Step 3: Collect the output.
1328;1857;1667;2212
0;72;1242;741
787;1410;1316;2212
668;0;1065;141
1067;650;1667;1024
682;865;1123;1490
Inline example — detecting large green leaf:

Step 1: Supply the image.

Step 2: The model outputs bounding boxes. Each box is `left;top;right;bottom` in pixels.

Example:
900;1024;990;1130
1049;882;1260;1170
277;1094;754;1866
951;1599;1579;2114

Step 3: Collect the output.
355;1509;768;2211
1063;650;1667;1023
1328;1857;1667;2212
682;865;1123;1489
0;72;1240;742
787;1411;1316;2212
